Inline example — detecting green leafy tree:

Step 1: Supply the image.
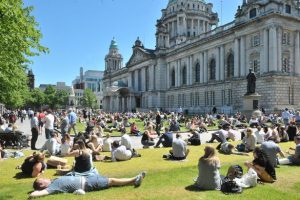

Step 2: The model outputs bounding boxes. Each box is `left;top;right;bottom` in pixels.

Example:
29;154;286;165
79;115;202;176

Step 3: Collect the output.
81;89;97;110
0;0;48;108
55;90;69;109
26;88;45;110
44;86;57;109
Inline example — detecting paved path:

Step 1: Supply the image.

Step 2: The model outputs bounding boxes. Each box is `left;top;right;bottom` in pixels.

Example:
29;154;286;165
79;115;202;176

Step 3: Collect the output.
15;118;242;150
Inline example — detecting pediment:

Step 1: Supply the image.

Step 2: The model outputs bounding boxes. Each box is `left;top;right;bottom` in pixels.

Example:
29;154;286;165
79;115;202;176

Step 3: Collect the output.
126;48;154;67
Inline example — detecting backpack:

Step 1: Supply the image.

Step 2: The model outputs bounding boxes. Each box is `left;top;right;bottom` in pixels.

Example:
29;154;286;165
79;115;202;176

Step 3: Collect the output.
221;177;243;194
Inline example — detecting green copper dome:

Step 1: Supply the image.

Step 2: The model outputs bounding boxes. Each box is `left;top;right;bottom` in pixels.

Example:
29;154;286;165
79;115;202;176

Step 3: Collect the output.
110;38;118;49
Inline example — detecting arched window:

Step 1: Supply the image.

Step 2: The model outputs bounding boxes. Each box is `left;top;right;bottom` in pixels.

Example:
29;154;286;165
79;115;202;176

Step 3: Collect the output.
195;63;200;82
182;66;187;85
171;69;176;86
209;59;216;80
227;53;234;78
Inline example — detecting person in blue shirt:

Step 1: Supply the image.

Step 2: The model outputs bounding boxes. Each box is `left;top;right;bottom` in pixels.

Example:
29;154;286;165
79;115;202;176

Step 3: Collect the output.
29;170;146;198
68;108;77;136
155;127;173;148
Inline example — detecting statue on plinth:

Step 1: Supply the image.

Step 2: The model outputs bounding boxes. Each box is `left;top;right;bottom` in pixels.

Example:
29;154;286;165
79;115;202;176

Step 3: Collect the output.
246;69;256;95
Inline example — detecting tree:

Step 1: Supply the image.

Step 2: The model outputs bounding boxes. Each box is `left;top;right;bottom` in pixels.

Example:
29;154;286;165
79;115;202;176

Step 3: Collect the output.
55;90;69;109
26;88;45;110
0;0;48;108
44;86;57;109
81;89;97;110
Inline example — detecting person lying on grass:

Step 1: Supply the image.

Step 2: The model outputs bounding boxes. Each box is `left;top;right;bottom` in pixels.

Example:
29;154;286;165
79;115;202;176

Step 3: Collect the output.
18;152;46;178
216;142;249;156
29;171;146;198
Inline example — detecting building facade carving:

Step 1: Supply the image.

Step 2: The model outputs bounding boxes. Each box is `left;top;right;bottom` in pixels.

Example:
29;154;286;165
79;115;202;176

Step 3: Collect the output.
103;0;300;113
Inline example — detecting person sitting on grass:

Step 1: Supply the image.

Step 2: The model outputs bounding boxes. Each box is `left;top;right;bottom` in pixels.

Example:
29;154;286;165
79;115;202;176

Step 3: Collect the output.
164;133;189;160
102;134;113;152
19;152;46;178
187;131;201;146
155;127;173;148
244;147;276;183
141;130;156;148
130;122;141;136
240;128;257;152
169;118;180;132
60;134;72;157
87;135;103;155
217;142;249;156
195;146;221;190
29;170;146;198
66;140;93;173
111;141;132;162
40;132;61;156
279;135;300;165
207;126;230;143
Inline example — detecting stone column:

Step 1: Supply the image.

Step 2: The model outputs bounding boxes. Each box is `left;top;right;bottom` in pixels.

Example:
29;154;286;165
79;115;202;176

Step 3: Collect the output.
204;51;208;83
269;25;278;72
262;28;269;73
190;55;194;85
128;71;132;88
176;60;180;87
277;27;282;72
187;56;191;85
240;36;246;76
200;52;204;83
166;63;170;89
234;38;240;77
220;45;225;81
216;47;220;81
141;67;146;91
295;31;300;74
134;70;139;91
149;65;154;90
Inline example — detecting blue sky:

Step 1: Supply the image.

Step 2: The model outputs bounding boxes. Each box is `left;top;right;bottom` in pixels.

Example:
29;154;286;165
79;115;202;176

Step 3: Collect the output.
24;0;242;86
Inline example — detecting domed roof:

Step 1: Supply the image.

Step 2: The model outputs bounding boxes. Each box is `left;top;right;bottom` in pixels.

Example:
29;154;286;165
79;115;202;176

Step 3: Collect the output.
109;37;118;49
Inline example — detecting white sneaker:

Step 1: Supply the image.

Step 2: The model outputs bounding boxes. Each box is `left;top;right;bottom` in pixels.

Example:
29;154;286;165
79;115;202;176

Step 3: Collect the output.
73;189;86;195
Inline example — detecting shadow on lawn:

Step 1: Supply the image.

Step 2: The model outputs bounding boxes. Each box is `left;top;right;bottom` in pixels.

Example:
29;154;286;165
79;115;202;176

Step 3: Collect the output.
185;184;205;192
13;172;31;179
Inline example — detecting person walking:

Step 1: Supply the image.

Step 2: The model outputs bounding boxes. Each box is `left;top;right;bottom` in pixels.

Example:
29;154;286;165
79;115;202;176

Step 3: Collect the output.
31;112;39;150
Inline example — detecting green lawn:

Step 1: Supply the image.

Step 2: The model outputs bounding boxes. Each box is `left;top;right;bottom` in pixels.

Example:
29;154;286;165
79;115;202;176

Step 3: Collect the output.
0;142;299;199
75;118;220;137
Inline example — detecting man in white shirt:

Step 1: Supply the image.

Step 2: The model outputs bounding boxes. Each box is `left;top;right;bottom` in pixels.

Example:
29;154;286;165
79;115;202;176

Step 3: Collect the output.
282;108;292;126
255;126;265;144
44;110;54;139
41;132;61;155
111;141;132;162
121;132;132;150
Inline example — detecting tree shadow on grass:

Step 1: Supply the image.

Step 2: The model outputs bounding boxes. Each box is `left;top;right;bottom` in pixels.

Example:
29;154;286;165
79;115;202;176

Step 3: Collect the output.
13;172;31;179
185;184;206;193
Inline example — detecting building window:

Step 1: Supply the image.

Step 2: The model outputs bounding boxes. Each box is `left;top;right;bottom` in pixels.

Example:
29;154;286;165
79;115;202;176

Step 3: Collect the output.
210;91;215;106
195;63;200;83
253;59;260;74
252;34;260;47
171;69;176;86
209;59;216;80
221;90;226;106
249;8;257;18
190;93;194;107
205;91;209;106
282;56;290;73
227;54;234;78
182;66;187;85
227;89;232;105
285;4;291;14
282;32;290;45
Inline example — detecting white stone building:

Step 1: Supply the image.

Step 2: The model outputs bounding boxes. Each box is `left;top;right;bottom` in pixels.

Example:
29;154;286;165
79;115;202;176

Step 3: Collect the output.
103;0;300;114
72;67;104;109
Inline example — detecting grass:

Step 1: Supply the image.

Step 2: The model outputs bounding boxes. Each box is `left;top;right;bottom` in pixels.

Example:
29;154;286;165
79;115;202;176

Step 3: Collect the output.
75;118;220;137
0;142;300;199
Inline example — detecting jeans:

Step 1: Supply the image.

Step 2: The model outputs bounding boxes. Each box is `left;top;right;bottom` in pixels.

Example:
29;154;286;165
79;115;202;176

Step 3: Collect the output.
31;127;38;149
45;128;53;139
68;123;77;135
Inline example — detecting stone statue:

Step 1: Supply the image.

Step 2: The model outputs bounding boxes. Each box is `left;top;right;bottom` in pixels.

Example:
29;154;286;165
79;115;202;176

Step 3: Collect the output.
246;69;256;95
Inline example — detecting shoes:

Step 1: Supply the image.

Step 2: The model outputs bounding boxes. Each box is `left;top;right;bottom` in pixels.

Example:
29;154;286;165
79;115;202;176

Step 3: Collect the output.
134;171;146;187
73;189;86;195
162;154;170;159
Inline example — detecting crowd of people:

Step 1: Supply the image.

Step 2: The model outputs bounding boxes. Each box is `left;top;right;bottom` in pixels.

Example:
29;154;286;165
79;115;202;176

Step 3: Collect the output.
0;107;300;197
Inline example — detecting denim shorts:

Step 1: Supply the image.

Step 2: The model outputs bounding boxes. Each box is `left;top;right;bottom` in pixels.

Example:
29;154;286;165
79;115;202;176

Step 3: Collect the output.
85;174;109;192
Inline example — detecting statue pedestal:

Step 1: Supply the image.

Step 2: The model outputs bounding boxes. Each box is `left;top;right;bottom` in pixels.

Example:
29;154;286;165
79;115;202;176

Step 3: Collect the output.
243;93;261;118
